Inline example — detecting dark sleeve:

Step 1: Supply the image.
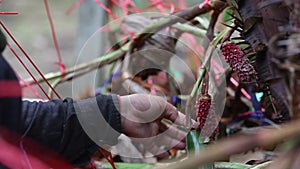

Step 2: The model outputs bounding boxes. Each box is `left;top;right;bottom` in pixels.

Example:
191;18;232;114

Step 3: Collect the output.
0;54;22;133
21;94;121;166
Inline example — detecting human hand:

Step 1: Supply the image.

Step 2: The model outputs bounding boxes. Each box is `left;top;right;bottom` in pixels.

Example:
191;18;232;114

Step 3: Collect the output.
119;94;197;158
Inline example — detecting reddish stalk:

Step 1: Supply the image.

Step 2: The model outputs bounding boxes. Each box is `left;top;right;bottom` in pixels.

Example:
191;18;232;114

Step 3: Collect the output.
97;148;116;169
121;0;129;16
6;43;51;100
65;0;87;15
126;0;142;13
44;0;65;77
0;12;18;15
0;21;61;99
89;160;96;169
141;2;181;11
15;72;45;100
110;0;141;14
149;0;168;13
199;0;218;11
94;0;136;39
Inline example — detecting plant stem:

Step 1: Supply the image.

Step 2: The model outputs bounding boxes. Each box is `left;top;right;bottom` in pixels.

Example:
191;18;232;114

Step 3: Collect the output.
185;27;228;127
131;0;227;50
172;23;206;37
185;68;206;128
23;43;129;86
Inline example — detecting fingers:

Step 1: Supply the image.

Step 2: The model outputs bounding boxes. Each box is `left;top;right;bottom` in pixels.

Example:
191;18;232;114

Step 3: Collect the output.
143;140;169;158
191;119;199;129
142;136;184;159
162;103;185;125
151;146;170;159
163;103;199;129
155;135;185;150
160;120;187;142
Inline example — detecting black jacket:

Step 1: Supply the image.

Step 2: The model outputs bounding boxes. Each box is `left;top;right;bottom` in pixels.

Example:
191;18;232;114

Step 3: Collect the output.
0;41;121;166
20;95;121;166
0;54;22;132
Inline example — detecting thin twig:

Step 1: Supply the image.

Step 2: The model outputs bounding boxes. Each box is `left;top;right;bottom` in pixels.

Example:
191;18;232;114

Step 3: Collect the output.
203;11;221;95
171;23;206;37
203;73;210;95
206;11;220;42
131;0;227;51
23;43;130;86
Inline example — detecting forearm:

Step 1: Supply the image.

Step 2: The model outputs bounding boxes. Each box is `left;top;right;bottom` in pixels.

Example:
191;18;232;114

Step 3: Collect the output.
74;94;122;146
21;95;121;166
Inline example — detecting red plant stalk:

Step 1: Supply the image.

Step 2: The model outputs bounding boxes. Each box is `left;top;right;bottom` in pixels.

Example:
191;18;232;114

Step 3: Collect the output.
0;21;61;99
0;12;18;15
126;0;142;13
65;0;87;15
98;148;116;169
149;0;168;13
119;0;130;16
94;0;136;39
44;0;65;77
15;72;45;100
6;43;51;100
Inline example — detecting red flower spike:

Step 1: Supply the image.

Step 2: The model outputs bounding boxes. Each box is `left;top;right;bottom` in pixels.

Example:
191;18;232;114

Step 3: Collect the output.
195;95;220;140
221;42;258;83
205;105;219;141
196;95;212;130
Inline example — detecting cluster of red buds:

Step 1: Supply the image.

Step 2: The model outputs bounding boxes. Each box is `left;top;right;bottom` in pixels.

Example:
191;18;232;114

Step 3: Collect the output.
196;94;211;130
221;42;258;83
195;94;219;140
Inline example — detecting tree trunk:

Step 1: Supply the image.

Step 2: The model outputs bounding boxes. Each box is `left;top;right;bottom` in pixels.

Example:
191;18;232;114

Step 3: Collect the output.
237;0;299;120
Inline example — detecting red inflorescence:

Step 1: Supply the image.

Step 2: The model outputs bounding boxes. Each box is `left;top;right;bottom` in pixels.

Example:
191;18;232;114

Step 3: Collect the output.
221;42;257;83
196;95;212;130
196;94;220;140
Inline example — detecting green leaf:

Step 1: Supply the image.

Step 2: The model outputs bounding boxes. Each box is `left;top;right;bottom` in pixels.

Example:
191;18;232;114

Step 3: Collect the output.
190;68;206;98
226;0;238;9
187;130;204;153
103;162;153;169
215;162;251;169
187;130;214;169
212;27;231;47
222;8;234;24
